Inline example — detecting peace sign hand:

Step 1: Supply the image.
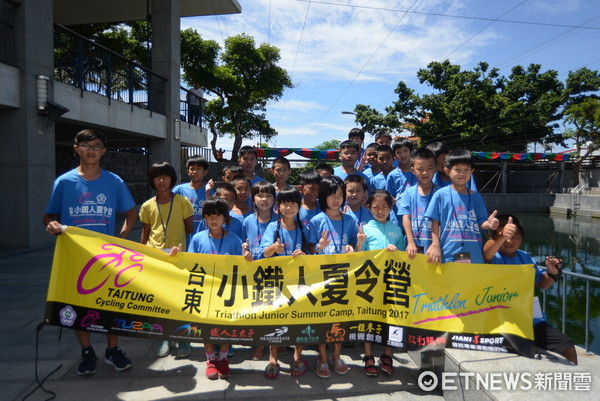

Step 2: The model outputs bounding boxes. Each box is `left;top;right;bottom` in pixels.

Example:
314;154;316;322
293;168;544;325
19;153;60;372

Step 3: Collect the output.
317;229;330;252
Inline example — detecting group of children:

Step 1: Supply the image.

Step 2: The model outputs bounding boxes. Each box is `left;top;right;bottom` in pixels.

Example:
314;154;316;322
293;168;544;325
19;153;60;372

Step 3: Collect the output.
137;131;575;381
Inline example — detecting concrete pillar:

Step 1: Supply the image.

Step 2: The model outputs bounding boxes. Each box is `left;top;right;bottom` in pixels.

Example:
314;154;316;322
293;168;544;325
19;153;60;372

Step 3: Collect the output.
149;0;181;174
0;0;56;248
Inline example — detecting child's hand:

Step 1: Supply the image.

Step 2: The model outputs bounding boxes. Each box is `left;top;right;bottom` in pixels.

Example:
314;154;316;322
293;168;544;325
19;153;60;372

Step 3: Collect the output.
292;249;305;258
168;243;183;256
545;256;563;276
356;223;367;244
487;210;499;231
426;244;441;264
205;179;215;192
241;239;250;254
243;249;253;261
345;244;354;253
385;244;398;252
273;238;285;254
501;216;516;239
406;242;418;259
317;229;330;252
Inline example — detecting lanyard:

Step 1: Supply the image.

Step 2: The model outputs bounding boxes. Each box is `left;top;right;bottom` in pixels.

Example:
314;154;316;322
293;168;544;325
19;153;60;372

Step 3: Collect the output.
449;189;471;246
414;186;435;240
280;224;299;256
156;193;174;246
210;231;225;254
325;214;344;254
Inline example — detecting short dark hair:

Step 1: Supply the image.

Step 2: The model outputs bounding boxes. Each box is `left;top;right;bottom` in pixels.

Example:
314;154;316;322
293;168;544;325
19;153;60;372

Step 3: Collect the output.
367;189;394;209
339;139;360;152
238;145;258;159
75;129;107;146
392;138;414;153
215;182;237;200
411;147;436;166
148;162;177;190
252;180;276;199
348;127;365;141
202;197;231;224
426;141;449;158
231;176;252;188
222;164;244;177
344;174;368;191
276;186;302;207
318;176;346;211
186;156;209;170
315;163;334;174
374;130;392;141
365;142;379;151
496;213;525;237
272;157;291;170
445;149;474;169
376;144;393;157
299;170;321;186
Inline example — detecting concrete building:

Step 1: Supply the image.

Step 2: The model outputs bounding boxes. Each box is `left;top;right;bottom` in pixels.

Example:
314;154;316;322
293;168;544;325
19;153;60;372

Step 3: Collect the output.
0;0;241;248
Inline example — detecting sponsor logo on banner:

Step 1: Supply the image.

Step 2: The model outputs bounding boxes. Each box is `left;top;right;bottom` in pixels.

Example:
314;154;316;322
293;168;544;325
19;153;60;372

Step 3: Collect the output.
80;310;107;332
295;325;320;344
173;323;203;338
59;305;77;326
450;334;504;351
260;326;290;343
208;327;255;342
112;318;163;334
325;323;346;343
388;325;404;347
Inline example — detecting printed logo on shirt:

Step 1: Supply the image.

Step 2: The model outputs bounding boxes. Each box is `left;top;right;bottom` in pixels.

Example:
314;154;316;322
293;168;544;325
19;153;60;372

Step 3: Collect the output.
96;193;107;204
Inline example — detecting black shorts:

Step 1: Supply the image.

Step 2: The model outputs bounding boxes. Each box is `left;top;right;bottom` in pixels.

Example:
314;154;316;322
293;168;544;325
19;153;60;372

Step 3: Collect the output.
534;321;574;354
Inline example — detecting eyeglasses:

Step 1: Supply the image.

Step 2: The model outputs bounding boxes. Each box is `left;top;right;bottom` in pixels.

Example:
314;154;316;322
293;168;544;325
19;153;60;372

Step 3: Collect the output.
78;143;104;151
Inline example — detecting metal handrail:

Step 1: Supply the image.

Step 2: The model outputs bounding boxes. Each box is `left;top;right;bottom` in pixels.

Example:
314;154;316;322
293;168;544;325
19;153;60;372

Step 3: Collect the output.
53;24;167;114
180;86;207;129
539;266;599;354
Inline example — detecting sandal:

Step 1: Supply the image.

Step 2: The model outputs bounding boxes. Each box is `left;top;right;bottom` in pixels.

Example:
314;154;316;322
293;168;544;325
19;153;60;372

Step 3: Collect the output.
252;346;265;361
363;355;378;377
329;356;349;375
291;360;308;377
315;362;330;379
379;354;394;376
264;362;280;379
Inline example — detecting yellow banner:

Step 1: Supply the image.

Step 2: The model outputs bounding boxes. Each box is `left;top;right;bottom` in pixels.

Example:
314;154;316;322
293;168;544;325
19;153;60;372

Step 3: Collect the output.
46;227;534;348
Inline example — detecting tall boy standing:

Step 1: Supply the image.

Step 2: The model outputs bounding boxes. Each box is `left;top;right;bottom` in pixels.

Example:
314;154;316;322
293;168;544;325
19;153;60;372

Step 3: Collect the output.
298;171;321;228
238;145;265;185
333;140;372;190
174;156;209;246
43;129;137;375
424;149;498;264
271;156;292;193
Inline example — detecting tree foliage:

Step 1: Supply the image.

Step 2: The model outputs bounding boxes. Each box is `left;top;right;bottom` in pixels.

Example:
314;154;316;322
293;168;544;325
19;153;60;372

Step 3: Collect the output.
564;98;600;185
354;60;600;152
180;30;292;160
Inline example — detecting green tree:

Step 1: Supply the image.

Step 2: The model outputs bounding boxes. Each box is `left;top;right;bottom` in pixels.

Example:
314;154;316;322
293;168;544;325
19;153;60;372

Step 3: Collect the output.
355;60;600;151
563;98;600;186
180;30;292;160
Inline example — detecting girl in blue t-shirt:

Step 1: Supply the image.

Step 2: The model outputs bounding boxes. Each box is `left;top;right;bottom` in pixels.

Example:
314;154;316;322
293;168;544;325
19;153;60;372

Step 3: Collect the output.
242;181;277;260
177;197;252;380
259;187;309;379
308;176;357;379
356;190;403;377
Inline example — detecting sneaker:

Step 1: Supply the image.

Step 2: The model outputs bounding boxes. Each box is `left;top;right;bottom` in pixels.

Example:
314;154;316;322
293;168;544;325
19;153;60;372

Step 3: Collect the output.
227;345;235;358
77;346;97;376
216;358;230;379
177;342;192;358
105;346;132;371
156;341;172;357
206;359;218;380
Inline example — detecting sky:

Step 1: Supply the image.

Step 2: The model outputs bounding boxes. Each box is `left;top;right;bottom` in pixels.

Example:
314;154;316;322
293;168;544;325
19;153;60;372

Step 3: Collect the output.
181;0;600;156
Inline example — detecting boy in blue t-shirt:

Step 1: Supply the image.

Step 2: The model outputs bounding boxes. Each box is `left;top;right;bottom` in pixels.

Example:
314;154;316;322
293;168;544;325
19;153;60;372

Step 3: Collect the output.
238;145;265;186
483;214;577;365
427;141;477;191
173;156;209;246
371;145;395;190
298;170;322;228
424;149;499;264
333;140;372;190
399;148;437;260
386;138;416;201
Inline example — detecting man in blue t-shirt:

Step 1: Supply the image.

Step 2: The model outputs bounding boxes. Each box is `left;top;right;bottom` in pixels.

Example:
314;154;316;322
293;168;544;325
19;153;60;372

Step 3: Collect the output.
44;129;137;376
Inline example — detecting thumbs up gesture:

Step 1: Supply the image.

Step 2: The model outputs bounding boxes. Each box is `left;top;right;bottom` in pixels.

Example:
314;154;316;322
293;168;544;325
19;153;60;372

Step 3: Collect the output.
274;238;285;254
487;210;499;231
501;216;517;239
357;223;367;246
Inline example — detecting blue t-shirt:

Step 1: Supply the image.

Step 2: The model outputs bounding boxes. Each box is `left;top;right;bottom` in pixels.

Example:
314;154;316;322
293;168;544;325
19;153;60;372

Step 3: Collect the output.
345;206;373;226
398;185;437;250
424;186;488;263
299;205;320;229
259;220;310;256
230;209;252;227
491;250;544;324
386;168;412;201
45;168;135;236
433;172;478;192
250;175;266;186
308;212;358;254
188;229;243;255
370;171;389;190
242;213;278;260
333;167;373;191
361;220;405;251
173;183;206;248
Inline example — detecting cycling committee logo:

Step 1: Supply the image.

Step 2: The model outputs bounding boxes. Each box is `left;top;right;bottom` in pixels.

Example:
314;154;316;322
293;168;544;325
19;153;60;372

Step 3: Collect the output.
59;305;77;326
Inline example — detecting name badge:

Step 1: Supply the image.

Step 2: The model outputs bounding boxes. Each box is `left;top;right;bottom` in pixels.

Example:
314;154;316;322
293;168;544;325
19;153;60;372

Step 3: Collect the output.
453;252;471;263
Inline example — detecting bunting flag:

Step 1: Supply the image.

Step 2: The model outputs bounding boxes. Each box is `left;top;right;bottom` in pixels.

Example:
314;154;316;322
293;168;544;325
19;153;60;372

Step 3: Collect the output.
472;152;571;162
